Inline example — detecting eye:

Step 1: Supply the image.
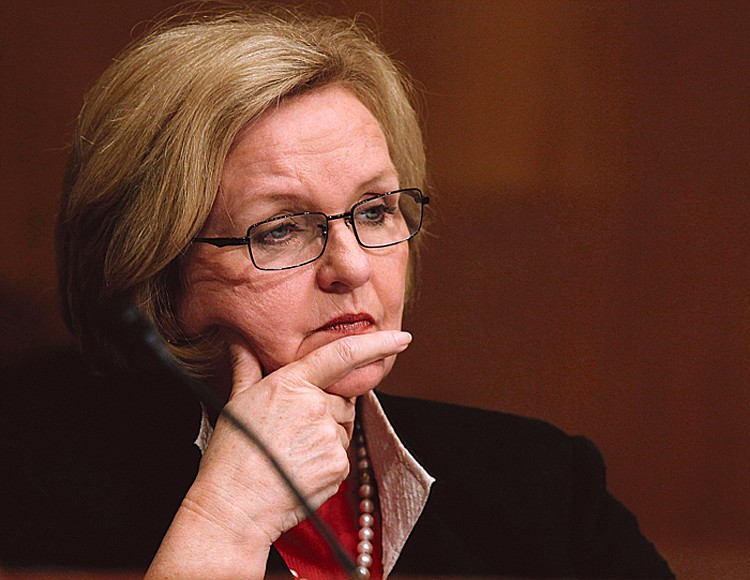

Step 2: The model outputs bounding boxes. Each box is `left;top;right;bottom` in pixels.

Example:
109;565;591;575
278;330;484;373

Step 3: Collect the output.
267;224;291;240
251;217;303;246
356;201;397;226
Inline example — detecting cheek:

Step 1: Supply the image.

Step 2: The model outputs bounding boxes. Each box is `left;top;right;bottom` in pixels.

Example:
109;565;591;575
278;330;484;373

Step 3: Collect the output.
377;247;409;324
177;256;315;369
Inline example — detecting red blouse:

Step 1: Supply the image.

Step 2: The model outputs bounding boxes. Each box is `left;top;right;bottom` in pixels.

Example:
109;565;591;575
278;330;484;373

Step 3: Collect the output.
274;474;383;580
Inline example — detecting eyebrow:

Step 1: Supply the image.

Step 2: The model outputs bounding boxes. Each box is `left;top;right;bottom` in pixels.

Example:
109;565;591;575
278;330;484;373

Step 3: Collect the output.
239;170;400;210
223;167;401;228
357;169;400;192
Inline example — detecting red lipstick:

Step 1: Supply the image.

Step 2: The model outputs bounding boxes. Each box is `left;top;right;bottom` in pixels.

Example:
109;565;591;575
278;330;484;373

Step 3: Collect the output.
316;313;375;334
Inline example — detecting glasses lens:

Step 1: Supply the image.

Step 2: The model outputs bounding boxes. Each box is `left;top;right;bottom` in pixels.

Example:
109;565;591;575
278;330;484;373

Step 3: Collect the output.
248;213;326;270
353;190;423;248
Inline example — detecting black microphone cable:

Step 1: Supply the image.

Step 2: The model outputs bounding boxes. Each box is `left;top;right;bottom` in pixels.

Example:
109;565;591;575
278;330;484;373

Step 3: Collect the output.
105;303;362;578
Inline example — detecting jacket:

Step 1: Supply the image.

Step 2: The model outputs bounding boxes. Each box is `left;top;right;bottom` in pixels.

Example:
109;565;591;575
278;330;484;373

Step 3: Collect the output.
1;348;672;578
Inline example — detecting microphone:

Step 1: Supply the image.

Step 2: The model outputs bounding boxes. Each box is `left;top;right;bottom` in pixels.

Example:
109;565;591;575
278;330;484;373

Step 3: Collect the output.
103;302;361;578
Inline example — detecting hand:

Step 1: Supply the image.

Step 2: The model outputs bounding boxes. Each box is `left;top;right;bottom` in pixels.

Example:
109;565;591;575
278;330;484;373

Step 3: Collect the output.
147;329;411;578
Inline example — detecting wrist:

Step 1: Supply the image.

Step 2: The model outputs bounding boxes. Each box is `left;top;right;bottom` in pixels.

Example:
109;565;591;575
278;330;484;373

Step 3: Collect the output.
146;483;274;579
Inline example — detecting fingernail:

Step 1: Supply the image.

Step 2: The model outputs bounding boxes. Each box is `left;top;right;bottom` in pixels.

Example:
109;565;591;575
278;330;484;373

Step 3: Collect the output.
395;331;413;347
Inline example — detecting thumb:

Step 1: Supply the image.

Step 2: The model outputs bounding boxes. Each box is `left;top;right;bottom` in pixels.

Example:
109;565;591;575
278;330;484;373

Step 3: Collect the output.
228;340;263;400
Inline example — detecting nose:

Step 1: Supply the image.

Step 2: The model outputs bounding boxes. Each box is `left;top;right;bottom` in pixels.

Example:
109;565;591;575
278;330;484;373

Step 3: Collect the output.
315;219;372;292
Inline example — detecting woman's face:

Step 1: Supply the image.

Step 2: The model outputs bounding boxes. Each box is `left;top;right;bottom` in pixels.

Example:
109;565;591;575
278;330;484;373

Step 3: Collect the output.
178;85;409;397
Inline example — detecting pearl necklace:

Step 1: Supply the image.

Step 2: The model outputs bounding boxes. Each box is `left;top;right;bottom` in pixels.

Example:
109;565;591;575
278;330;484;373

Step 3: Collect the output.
354;419;376;579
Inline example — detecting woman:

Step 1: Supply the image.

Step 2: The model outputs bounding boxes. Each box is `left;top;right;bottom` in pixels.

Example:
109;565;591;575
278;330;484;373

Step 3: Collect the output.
4;6;672;579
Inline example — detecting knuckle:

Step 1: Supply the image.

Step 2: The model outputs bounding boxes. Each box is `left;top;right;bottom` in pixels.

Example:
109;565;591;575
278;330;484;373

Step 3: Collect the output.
319;418;339;441
331;446;350;476
305;392;328;419
335;338;360;366
343;401;356;422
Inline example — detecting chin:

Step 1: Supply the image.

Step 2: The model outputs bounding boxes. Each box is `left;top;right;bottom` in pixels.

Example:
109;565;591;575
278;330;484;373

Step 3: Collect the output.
325;357;394;398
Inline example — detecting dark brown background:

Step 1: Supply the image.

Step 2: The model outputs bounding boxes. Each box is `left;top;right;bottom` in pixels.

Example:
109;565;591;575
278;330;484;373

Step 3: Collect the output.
2;1;748;578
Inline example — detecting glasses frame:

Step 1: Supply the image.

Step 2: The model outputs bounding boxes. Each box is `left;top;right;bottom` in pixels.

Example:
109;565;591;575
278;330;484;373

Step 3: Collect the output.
193;188;429;271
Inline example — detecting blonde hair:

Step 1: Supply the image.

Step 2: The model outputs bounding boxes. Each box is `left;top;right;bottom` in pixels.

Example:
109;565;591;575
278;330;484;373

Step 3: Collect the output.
57;5;427;375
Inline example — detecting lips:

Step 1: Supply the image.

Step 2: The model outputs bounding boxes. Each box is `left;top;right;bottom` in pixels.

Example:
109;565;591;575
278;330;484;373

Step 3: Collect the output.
316;313;375;334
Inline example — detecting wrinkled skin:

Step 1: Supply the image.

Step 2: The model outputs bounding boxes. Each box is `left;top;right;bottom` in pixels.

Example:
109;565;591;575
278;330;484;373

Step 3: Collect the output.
147;86;413;578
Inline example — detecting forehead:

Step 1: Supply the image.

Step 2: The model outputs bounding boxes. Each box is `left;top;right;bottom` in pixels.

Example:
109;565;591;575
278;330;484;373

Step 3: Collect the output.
222;85;397;195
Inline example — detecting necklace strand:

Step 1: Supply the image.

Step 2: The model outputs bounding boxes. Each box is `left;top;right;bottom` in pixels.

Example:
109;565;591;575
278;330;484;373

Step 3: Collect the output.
354;419;376;579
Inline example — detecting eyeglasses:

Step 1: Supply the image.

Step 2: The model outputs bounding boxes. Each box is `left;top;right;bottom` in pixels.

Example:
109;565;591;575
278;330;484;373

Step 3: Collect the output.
193;188;429;271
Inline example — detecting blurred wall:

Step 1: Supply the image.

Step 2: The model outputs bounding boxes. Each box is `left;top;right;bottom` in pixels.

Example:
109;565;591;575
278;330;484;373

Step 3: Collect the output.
2;1;748;578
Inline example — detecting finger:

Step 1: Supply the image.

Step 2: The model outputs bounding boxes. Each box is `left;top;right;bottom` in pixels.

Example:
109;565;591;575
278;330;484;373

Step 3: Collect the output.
335;422;350;450
288;330;412;395
327;393;356;426
228;340;263;399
